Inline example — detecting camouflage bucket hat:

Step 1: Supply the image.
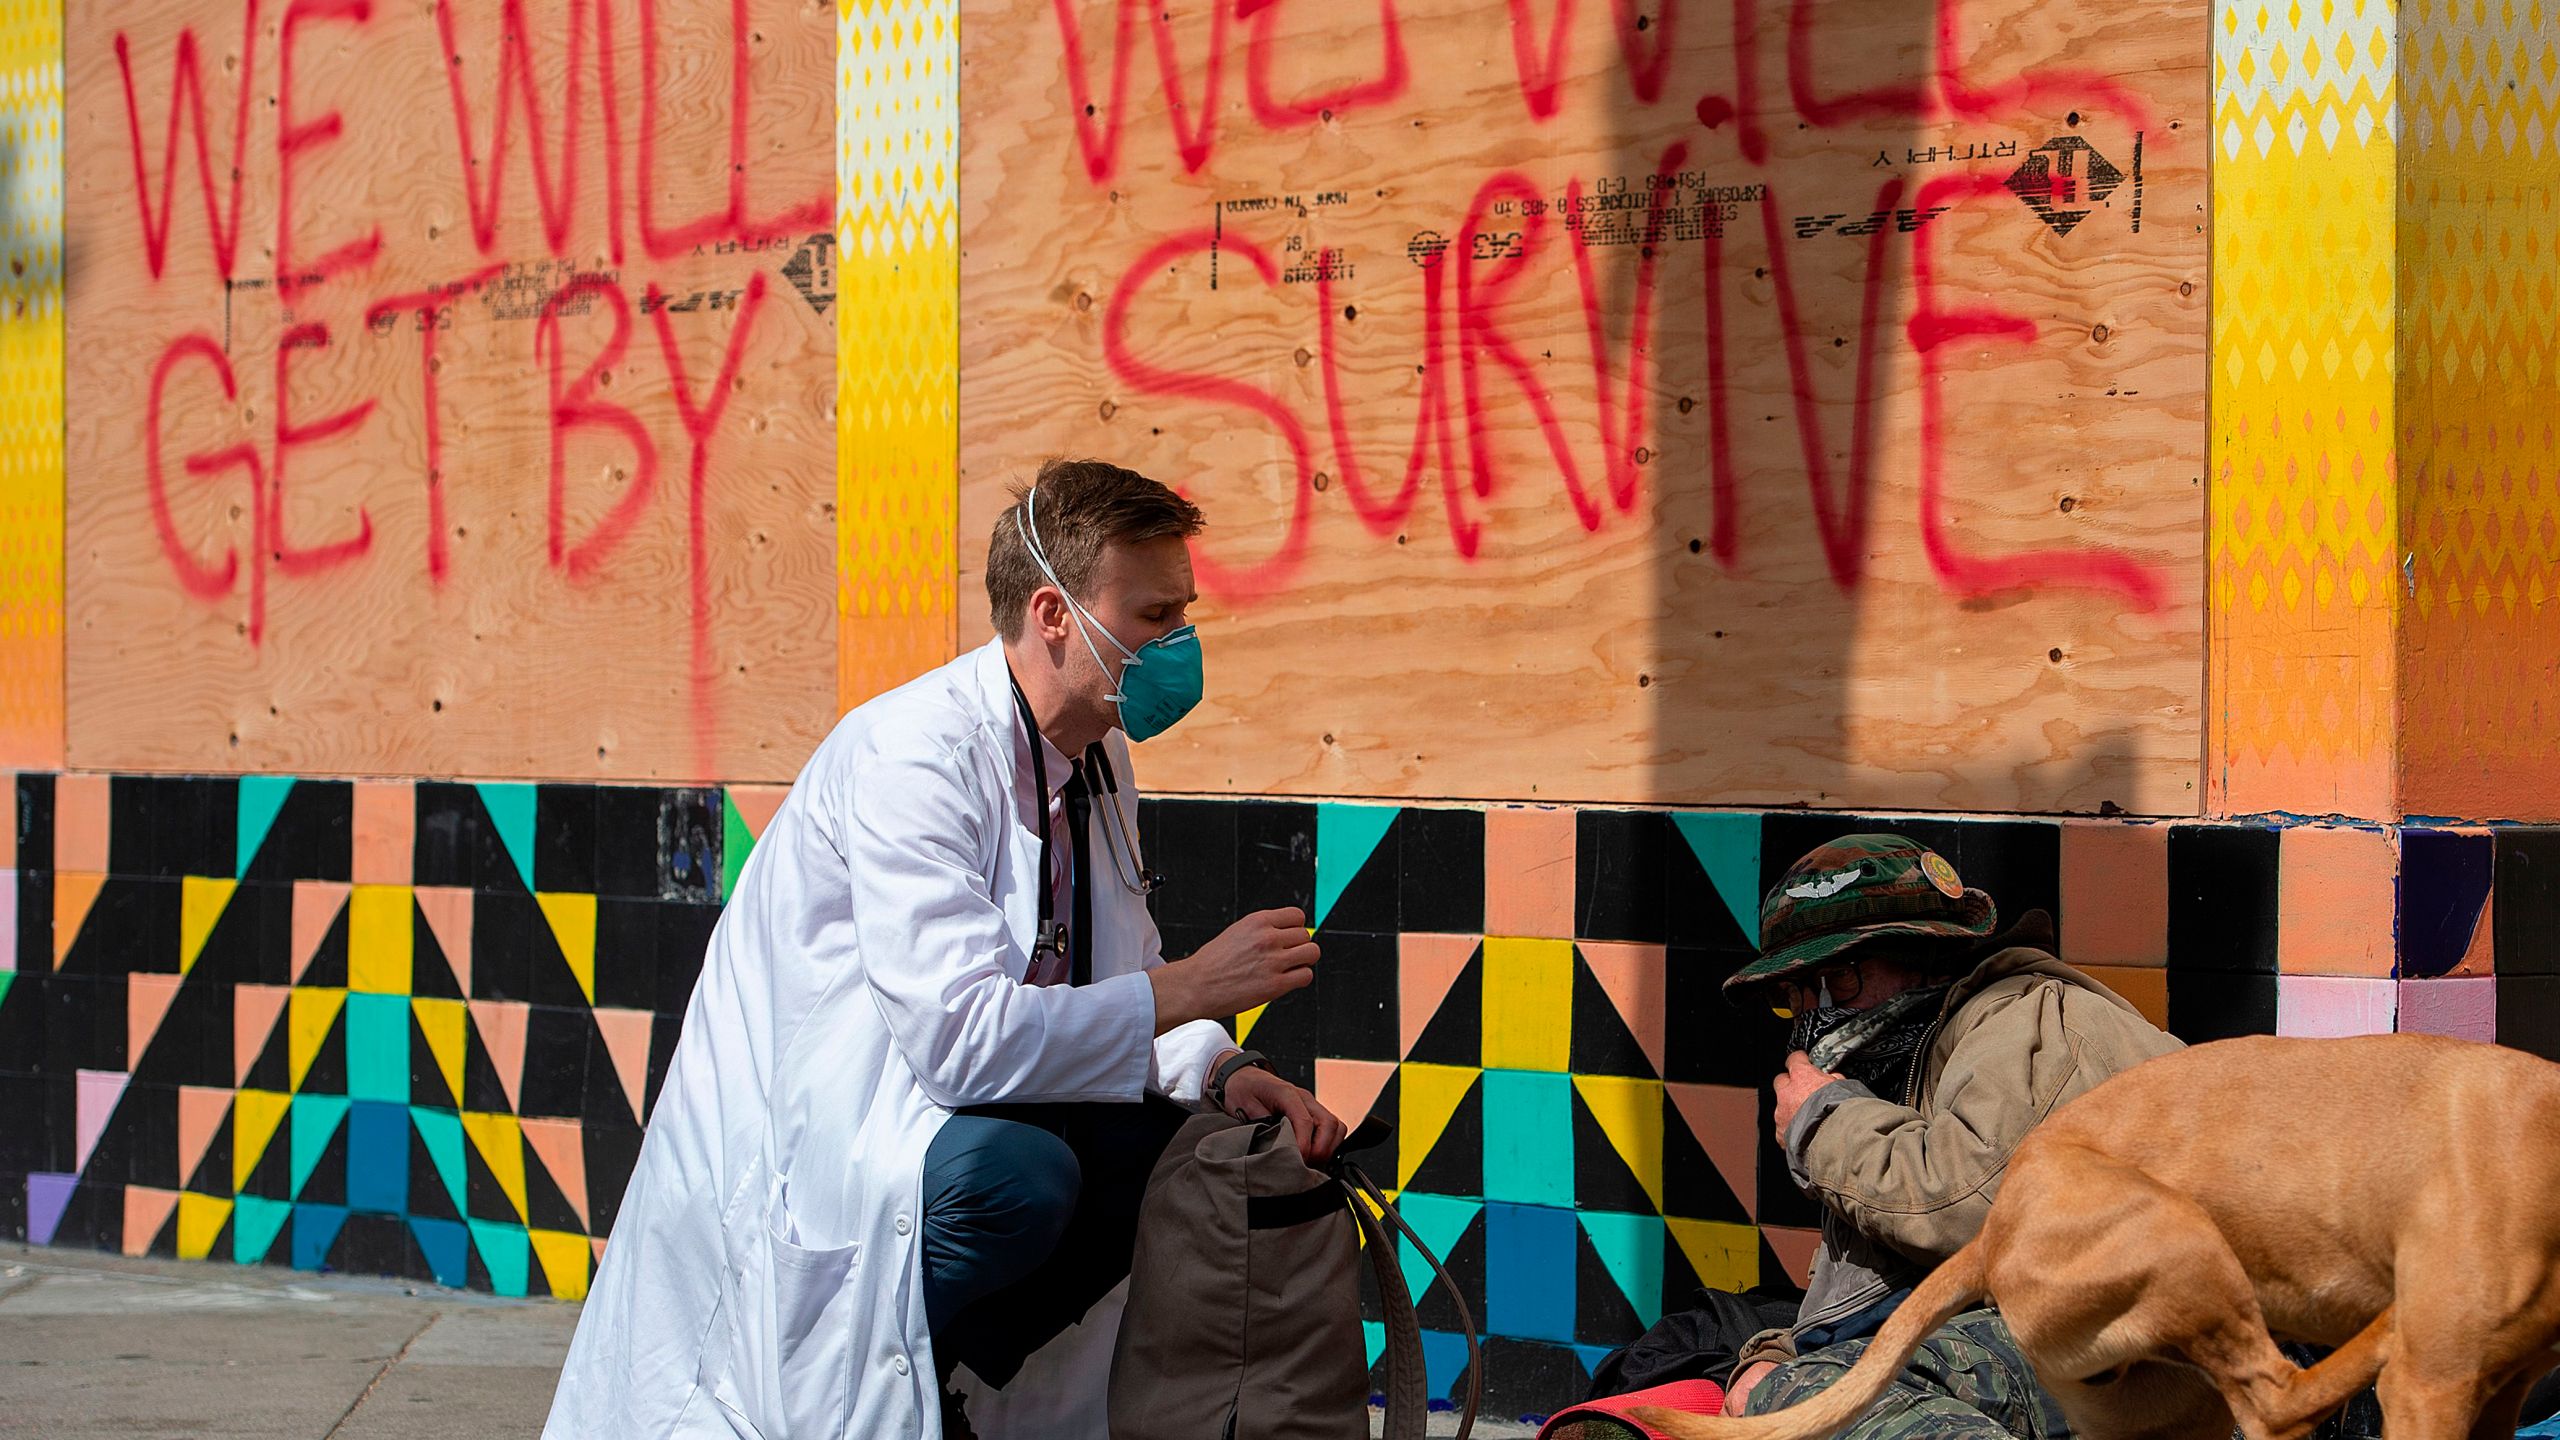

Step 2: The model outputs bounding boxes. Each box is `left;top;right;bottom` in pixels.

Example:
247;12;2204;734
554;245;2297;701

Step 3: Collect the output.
1721;834;1998;997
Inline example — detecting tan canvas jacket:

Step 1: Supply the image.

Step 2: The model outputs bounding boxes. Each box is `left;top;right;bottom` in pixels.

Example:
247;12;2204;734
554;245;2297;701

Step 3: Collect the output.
1734;917;2185;1380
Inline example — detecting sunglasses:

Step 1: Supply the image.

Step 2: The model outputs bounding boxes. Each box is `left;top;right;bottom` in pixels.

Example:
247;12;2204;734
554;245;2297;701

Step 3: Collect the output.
1769;959;1865;1019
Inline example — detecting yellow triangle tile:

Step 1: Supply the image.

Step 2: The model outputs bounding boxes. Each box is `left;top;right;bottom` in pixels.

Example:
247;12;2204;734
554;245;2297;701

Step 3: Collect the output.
180;877;238;977
463;1112;529;1221
531;1228;592;1301
1668;1217;1760;1292
1573;1075;1665;1212
1233;1004;1267;1044
176;1193;233;1261
413;998;467;1108
232;1090;292;1191
536;893;598;1005
288;989;347;1093
1396;1064;1480;1191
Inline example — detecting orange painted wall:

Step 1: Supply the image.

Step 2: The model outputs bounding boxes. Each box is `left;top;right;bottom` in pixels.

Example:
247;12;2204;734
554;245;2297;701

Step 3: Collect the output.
2394;0;2560;821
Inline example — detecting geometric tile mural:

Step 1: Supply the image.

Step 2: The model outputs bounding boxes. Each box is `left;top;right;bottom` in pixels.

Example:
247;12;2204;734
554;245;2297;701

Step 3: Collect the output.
0;774;781;1300
1136;798;2560;1419
1141;798;1804;1418
7;774;2560;1420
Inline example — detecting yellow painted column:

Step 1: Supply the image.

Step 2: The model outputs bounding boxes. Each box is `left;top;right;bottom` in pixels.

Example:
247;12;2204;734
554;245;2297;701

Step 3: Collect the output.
837;0;961;710
0;0;63;767
2211;0;2403;817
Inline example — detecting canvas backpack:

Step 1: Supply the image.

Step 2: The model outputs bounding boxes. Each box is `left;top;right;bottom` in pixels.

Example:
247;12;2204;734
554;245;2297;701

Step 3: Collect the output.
1110;1112;1481;1440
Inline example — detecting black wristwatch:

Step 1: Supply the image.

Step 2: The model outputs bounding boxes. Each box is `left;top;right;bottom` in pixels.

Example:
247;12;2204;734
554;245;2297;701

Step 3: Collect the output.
1207;1048;1273;1115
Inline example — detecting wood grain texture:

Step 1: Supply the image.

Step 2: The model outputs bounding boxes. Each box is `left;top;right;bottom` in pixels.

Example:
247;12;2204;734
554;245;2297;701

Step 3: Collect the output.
64;0;837;781
959;0;2207;813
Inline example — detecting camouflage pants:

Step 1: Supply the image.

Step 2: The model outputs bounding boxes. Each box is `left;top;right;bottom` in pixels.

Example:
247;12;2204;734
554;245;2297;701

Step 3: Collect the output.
1754;1310;2075;1440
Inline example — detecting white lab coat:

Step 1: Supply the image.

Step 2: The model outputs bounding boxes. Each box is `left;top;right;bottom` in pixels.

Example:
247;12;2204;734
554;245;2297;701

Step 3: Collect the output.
544;639;1234;1440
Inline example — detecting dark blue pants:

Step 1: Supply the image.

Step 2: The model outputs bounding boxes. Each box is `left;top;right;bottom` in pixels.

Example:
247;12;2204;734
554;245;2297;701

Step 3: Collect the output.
920;1096;1190;1389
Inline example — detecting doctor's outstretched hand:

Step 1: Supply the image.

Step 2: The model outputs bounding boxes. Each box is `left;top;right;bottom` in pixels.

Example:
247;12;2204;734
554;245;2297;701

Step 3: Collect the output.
1150;907;1321;1033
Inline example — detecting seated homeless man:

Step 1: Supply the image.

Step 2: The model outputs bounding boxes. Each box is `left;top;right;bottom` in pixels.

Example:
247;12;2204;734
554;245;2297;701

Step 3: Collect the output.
1589;834;2182;1440
543;459;1350;1440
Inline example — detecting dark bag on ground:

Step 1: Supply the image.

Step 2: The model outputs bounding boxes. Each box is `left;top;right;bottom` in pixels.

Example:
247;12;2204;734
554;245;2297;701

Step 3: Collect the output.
1111;1112;1479;1440
1583;1285;1806;1401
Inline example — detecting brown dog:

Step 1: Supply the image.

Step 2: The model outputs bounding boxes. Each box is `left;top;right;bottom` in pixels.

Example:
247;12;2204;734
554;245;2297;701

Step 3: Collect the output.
1638;1033;2560;1440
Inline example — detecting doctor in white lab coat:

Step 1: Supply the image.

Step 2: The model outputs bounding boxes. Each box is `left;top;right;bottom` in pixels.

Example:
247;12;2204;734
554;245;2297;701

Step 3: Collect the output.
545;459;1347;1440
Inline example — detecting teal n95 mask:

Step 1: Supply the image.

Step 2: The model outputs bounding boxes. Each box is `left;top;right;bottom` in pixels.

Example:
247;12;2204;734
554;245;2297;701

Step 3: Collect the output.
1015;490;1205;743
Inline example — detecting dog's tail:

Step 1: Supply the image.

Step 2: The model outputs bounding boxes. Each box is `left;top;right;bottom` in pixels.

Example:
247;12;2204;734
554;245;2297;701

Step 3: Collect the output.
1631;1238;1990;1440
2253;1307;2394;1440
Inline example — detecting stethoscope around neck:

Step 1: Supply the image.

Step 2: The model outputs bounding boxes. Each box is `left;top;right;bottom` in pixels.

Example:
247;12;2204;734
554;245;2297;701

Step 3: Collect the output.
1009;679;1163;965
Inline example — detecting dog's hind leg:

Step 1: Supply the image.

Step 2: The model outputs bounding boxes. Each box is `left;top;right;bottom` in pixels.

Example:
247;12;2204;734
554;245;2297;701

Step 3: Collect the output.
2377;1292;2560;1440
2377;1365;2494;1440
1981;1143;2361;1440
2379;1224;2560;1440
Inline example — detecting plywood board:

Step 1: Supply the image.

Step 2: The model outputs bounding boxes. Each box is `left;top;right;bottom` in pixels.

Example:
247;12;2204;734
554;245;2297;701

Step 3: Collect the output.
960;0;2208;813
65;0;838;781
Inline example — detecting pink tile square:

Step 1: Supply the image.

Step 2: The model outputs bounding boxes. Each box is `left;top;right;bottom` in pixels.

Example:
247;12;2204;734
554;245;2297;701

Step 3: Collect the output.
2396;977;2496;1043
56;774;109;876
352;782;416;886
2278;826;2398;978
1484;806;1575;940
2058;821;2169;967
2276;975;2397;1037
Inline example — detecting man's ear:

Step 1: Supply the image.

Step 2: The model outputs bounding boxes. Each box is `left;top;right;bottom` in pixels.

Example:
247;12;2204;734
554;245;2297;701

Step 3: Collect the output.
1028;585;1071;642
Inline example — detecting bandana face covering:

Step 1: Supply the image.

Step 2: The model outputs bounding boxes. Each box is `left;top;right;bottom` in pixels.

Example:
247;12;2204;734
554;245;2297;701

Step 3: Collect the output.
1791;983;1950;1093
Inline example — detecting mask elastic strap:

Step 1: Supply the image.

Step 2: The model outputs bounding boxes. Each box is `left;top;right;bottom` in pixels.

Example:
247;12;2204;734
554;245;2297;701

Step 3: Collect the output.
1016;490;1138;703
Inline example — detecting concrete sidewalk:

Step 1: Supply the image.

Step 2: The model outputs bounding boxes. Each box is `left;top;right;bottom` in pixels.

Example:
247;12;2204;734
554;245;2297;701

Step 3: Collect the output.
0;1244;1533;1438
0;1243;576;1438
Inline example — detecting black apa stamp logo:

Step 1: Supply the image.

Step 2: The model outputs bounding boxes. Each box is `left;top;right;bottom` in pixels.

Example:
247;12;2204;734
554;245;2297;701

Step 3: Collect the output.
2005;136;2125;237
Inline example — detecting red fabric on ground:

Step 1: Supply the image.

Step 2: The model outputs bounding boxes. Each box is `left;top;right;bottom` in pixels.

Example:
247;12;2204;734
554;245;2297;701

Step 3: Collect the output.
1537;1378;1726;1440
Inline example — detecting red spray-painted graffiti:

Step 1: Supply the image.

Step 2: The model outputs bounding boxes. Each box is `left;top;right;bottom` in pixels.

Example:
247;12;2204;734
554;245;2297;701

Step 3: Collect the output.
122;0;827;277
650;271;774;750
1074;0;2171;612
1907;172;2166;610
269;321;380;571
436;0;592;257
111;0;827;775
1104;231;1316;602
276;0;384;298
1298;143;1681;564
1115;160;2165;613
113;0;258;282
1052;0;2154;180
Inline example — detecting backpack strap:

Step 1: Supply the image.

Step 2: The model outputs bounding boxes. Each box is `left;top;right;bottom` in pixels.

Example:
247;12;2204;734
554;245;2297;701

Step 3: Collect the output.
1339;1160;1481;1440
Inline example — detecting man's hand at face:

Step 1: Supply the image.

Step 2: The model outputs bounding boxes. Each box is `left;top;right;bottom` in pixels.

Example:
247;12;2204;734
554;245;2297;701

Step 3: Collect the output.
1220;1067;1349;1165
1772;1051;1846;1134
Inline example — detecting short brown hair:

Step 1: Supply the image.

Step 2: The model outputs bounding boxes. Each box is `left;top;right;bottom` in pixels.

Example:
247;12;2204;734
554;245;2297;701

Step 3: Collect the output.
986;458;1205;641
